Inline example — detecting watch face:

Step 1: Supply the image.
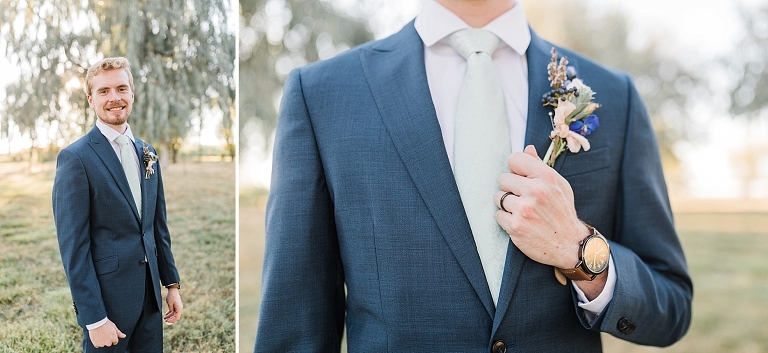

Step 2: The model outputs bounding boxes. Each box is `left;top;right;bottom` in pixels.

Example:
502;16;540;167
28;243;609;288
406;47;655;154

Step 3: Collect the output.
583;236;610;274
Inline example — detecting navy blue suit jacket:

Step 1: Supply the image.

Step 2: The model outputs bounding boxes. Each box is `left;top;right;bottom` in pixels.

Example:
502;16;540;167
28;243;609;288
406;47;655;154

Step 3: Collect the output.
256;23;692;352
53;126;180;330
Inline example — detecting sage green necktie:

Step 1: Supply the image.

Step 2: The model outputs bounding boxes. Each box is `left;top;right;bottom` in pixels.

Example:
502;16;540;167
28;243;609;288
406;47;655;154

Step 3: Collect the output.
450;28;511;306
115;135;142;218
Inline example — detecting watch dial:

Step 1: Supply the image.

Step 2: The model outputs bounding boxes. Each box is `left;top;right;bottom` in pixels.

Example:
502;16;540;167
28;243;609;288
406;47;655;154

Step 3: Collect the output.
583;237;610;273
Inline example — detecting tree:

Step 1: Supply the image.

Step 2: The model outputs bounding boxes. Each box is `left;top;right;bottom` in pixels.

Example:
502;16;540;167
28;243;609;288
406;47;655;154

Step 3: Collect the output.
0;0;235;162
728;4;768;117
238;0;373;151
523;0;700;164
0;0;96;152
723;4;768;197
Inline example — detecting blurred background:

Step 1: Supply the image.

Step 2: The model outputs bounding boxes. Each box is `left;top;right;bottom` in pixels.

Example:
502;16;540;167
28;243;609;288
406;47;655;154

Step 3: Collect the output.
0;0;236;351
238;0;768;352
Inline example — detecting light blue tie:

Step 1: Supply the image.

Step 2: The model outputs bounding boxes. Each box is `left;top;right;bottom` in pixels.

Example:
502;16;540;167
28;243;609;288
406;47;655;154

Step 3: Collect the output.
115;135;142;218
450;28;511;306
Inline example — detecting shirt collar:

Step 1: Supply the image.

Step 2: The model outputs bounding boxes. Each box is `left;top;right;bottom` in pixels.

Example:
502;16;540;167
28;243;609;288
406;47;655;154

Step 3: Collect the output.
96;119;136;144
414;0;531;55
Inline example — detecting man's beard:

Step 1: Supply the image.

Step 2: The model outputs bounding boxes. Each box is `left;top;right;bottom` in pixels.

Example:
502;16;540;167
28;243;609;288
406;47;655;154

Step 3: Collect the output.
98;114;128;126
98;104;131;126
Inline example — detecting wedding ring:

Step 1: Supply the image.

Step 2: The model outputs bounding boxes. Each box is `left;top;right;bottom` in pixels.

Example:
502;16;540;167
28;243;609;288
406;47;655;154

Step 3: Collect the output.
499;191;515;213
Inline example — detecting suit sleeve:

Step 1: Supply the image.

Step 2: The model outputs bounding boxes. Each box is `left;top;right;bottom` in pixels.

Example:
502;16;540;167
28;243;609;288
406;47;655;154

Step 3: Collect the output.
152;158;180;285
582;74;693;346
254;69;346;352
52;148;108;327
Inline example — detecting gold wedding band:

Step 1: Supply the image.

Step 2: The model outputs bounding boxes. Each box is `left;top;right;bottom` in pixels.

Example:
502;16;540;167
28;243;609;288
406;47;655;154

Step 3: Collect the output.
499;191;514;213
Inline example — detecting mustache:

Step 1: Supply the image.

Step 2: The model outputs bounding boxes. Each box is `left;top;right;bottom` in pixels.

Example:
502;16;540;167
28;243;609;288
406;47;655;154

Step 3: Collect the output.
106;102;127;109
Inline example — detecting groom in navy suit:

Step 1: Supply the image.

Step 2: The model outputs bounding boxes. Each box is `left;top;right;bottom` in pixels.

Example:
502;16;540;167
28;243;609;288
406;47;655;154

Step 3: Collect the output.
256;0;692;351
53;57;182;352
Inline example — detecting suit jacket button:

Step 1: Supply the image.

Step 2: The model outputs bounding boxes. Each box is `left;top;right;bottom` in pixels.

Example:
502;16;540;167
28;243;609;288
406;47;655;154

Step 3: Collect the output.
491;340;507;353
139;260;147;265
617;317;636;334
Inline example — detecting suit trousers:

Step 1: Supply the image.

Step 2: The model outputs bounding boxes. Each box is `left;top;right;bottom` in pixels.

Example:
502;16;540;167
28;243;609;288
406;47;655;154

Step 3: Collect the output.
82;266;162;352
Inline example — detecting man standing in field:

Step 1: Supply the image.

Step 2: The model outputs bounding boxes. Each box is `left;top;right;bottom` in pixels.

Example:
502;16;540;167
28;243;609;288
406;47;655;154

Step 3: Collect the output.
53;56;183;352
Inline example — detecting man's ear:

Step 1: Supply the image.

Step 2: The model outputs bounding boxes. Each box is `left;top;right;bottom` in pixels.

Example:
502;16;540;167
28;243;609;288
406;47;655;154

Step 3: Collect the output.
87;95;93;108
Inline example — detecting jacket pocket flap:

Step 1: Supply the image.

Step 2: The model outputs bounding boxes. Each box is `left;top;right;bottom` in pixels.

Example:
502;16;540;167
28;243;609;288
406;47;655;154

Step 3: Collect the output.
93;255;118;275
559;146;611;177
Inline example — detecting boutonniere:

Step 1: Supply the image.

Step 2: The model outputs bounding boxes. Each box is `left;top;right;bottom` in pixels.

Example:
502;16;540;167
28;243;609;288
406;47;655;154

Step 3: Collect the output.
142;144;158;180
541;48;601;167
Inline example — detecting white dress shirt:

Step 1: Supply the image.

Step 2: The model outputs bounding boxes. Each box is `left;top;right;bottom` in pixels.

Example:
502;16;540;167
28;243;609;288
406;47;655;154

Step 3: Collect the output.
414;0;616;320
96;119;142;179
86;120;141;330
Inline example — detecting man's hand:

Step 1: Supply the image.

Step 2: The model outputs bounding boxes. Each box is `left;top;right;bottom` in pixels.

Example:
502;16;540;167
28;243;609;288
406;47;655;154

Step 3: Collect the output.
164;288;183;324
494;145;589;270
88;319;126;348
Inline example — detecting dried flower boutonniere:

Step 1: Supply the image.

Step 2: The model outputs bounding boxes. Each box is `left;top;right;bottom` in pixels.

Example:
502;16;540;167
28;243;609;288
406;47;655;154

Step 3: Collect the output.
142;145;158;180
541;48;601;167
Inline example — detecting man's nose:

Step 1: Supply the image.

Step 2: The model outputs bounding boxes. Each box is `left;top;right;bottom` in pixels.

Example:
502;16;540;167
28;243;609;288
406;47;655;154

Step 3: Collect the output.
108;89;120;101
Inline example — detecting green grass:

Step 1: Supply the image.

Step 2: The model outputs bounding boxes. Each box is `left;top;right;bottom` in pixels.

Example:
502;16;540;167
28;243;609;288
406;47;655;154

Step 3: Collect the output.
239;189;768;353
0;161;235;352
603;212;768;352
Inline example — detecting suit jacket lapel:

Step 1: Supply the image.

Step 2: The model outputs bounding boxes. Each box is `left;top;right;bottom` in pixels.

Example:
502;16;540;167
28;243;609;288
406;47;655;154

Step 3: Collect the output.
493;28;565;333
87;126;141;222
133;137;146;226
359;21;496;318
523;30;569;171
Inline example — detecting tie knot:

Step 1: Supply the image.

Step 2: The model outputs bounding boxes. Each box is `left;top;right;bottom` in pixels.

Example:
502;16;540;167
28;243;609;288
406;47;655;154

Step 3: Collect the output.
449;28;500;60
115;134;131;146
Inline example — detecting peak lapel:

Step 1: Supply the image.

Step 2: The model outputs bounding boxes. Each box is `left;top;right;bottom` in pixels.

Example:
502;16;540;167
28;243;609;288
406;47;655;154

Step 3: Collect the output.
133;138;146;224
87;126;141;222
523;30;558;159
523;30;569;171
359;22;495;318
492;29;567;332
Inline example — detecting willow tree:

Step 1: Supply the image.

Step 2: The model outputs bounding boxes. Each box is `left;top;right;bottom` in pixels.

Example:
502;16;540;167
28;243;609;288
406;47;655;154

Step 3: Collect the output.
728;5;768;117
0;0;97;154
0;0;235;162
238;0;373;151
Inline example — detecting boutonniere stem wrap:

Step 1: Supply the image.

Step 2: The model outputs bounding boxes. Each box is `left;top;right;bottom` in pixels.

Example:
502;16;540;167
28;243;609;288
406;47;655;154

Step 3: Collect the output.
541;48;601;167
142;145;158;180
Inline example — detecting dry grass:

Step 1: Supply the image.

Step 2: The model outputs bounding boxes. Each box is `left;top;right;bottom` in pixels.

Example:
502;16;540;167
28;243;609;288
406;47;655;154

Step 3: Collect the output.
0;161;235;352
237;188;267;353
239;187;768;353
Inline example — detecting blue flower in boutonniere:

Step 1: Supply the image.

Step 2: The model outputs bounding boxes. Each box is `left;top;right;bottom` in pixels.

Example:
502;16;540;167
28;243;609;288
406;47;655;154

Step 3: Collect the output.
541;48;601;167
142;144;158;180
569;114;600;136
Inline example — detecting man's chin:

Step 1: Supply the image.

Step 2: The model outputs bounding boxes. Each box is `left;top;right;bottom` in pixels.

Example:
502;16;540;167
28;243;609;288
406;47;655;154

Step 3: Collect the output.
97;115;128;127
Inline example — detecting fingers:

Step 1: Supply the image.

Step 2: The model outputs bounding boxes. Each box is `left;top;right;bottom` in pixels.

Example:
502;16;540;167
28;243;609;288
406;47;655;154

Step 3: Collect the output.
497;172;530;198
524;145;539;159
495;190;517;213
494;209;517;237
164;309;181;324
89;320;123;348
164;291;184;324
508;145;546;178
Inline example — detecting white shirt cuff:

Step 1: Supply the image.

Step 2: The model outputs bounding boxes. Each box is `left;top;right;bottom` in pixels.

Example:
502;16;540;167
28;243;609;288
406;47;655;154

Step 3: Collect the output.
572;255;616;324
85;317;109;330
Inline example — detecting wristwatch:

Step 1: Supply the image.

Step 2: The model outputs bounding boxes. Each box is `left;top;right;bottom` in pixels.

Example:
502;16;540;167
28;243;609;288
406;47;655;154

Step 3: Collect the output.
557;224;610;281
165;283;181;290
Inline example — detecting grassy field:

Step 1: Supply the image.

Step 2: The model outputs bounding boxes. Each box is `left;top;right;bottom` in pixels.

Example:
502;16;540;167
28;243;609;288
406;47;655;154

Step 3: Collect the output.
0;161;235;352
239;188;768;352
